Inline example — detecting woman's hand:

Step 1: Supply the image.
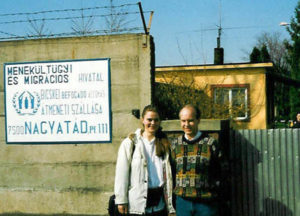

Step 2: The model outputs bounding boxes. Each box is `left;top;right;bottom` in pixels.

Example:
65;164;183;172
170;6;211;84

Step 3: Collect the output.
117;204;128;214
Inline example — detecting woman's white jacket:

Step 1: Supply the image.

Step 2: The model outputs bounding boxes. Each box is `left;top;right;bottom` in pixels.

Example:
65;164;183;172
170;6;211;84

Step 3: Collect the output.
114;129;175;214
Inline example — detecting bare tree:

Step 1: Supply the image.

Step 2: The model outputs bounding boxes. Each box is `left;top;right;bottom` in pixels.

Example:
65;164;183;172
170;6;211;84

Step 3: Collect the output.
176;36;207;65
253;31;291;121
104;0;132;34
176;38;189;65
255;31;289;72
71;9;95;35
27;17;51;38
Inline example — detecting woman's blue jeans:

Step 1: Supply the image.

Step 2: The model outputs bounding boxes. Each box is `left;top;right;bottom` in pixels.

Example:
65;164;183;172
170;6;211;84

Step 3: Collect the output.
176;196;218;216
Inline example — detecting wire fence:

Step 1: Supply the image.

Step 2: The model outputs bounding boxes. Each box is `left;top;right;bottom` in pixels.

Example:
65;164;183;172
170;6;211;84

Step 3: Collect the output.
0;2;152;41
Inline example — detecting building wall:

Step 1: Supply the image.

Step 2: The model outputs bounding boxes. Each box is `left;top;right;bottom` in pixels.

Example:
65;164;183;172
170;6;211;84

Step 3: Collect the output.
0;34;154;215
156;65;270;129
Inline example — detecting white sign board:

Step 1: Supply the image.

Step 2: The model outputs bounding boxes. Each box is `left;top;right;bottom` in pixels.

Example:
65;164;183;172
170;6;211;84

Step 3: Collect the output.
4;59;111;144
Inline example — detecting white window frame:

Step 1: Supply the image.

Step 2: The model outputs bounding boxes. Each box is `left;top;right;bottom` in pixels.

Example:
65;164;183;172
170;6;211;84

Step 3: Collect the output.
212;85;249;121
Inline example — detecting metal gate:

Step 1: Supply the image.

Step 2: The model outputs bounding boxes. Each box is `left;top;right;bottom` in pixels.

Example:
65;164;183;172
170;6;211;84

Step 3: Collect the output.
230;129;300;216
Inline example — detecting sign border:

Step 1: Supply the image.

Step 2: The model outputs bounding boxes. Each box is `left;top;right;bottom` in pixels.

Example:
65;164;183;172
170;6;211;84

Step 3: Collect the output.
4;58;112;145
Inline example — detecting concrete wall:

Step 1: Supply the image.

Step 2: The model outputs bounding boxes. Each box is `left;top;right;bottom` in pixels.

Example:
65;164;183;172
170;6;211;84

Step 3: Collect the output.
0;34;154;215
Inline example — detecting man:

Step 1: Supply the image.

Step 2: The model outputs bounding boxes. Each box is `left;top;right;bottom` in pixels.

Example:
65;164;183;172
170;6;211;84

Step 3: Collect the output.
171;104;222;216
293;112;300;128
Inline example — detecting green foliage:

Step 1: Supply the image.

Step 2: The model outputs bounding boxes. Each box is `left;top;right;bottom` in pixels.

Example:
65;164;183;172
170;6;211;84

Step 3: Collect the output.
285;1;300;118
274;82;291;120
250;47;261;63
154;81;248;121
154;82;211;120
260;44;271;62
250;45;271;63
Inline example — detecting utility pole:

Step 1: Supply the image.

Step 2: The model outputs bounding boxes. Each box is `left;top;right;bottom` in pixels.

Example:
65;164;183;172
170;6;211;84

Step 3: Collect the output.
138;2;148;35
217;25;222;48
214;0;224;64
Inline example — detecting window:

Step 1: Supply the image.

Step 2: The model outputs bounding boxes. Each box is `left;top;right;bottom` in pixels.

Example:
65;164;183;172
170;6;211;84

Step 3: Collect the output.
212;84;249;120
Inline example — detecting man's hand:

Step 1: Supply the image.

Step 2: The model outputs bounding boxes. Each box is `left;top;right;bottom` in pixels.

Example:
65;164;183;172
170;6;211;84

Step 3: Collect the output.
117;204;128;214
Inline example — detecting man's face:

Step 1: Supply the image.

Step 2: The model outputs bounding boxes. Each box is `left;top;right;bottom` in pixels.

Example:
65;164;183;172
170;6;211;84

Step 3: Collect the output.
179;107;200;139
297;113;300;122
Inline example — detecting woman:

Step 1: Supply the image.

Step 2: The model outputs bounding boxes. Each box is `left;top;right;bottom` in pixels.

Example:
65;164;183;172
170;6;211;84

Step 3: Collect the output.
114;105;175;215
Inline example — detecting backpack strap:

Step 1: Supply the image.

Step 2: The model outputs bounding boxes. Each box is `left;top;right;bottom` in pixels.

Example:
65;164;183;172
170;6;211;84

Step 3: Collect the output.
128;132;136;163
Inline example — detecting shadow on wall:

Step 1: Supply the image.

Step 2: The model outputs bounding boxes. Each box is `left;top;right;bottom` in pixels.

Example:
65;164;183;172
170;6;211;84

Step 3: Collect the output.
230;130;261;216
230;130;294;216
259;198;293;216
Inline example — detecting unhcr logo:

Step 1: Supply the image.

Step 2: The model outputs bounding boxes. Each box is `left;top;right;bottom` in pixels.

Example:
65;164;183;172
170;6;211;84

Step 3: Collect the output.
12;91;40;115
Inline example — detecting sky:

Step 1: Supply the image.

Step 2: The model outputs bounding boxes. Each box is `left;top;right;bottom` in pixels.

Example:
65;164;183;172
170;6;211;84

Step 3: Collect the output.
0;0;298;66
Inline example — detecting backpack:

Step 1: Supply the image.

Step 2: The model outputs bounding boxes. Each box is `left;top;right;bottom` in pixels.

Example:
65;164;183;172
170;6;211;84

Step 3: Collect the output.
108;135;136;216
